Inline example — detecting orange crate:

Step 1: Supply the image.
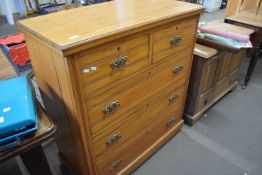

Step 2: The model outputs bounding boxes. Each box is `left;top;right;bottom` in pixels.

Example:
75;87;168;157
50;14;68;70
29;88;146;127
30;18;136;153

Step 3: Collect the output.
9;43;30;67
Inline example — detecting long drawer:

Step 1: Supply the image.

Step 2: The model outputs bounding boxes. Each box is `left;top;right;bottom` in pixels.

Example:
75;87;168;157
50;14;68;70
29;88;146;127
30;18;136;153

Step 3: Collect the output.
93;79;187;160
95;85;186;174
75;34;150;89
152;17;197;63
86;48;193;136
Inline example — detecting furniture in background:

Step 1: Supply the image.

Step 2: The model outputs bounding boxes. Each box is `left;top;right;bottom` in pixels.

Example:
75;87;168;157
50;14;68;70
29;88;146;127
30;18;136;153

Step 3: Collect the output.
225;0;262;17
17;1;203;174
0;104;56;175
184;21;254;126
0;50;17;80
184;44;244;125
225;8;262;88
0;54;56;175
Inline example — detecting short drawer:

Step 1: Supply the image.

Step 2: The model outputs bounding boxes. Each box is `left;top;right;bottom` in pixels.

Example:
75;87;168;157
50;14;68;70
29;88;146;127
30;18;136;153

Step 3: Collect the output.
92;81;187;160
97;105;184;175
75;34;150;86
197;89;214;113
152;17;198;63
85;47;193;136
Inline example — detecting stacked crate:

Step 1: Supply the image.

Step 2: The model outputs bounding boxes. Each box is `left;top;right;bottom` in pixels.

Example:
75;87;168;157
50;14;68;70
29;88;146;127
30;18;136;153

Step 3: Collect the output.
0;33;31;72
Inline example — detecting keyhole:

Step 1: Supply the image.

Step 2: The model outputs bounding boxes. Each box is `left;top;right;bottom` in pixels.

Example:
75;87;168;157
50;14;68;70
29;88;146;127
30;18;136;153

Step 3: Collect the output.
117;47;121;51
204;99;208;105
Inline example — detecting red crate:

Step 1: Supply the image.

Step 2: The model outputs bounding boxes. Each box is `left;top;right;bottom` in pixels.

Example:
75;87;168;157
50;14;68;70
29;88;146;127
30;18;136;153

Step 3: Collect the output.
0;33;30;67
0;33;25;46
9;43;30;67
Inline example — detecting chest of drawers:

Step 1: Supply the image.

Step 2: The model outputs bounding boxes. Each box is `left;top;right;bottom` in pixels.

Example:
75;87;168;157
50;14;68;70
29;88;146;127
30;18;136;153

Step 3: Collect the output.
17;1;203;174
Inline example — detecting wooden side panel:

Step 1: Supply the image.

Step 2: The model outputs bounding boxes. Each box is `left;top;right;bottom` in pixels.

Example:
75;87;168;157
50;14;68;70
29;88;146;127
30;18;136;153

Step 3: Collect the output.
24;33;93;175
184;55;205;115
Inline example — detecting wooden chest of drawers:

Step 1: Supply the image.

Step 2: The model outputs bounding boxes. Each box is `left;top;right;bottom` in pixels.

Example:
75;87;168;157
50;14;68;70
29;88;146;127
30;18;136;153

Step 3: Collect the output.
17;1;203;174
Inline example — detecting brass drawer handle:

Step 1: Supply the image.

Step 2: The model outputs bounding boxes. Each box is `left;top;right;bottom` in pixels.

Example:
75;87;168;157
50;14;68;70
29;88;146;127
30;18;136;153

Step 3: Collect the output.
103;101;120;114
111;56;128;70
106;132;122;145
170;36;183;46
110;160;122;170
170;94;179;102
173;65;184;74
166;117;176;127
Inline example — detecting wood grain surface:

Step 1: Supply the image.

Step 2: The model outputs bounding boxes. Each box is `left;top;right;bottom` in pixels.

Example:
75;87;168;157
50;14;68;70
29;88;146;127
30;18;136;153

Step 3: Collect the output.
17;0;203;52
0;50;17;80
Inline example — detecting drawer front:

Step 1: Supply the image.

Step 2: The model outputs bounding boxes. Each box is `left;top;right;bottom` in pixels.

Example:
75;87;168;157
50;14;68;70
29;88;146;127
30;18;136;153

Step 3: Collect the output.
214;77;228;98
214;69;238;98
152;17;197;63
197;89;214;113
86;48;193;136
75;34;150;86
92;80;187;160
97;105;184;175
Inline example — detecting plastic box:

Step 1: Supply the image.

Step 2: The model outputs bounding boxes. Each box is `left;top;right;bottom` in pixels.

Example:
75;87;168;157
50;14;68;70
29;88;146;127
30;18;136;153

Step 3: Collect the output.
0;76;38;146
203;0;222;12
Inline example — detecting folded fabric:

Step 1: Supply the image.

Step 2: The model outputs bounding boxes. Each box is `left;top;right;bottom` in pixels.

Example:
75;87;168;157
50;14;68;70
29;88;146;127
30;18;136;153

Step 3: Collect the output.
197;33;253;49
199;27;250;43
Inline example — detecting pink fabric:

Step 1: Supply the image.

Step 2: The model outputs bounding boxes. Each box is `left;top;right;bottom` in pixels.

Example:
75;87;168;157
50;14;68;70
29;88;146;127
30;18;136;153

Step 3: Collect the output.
199;27;250;43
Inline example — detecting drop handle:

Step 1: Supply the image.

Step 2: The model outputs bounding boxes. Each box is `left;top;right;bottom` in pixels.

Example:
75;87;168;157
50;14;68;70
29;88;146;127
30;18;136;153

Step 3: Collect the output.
110;160;122;170
170;36;183;46
173;65;184;74
103;101;120;114
111;56;128;70
106;132;122;146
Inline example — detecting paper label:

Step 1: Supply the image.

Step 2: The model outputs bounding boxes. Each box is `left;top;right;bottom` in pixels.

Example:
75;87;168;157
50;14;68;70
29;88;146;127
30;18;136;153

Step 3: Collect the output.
91;66;97;71
3;107;11;113
0;117;4;123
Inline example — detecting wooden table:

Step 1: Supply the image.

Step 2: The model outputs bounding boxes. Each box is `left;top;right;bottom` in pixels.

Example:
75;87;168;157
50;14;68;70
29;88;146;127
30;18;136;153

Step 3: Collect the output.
225;8;262;88
0;50;17;80
0;104;56;175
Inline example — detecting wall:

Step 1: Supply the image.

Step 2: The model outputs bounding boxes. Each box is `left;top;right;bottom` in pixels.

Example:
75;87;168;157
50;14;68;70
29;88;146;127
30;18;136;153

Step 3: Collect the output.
0;0;19;15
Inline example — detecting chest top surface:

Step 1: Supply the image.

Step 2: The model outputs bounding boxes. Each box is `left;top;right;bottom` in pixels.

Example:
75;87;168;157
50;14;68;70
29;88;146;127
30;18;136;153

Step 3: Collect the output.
17;0;203;52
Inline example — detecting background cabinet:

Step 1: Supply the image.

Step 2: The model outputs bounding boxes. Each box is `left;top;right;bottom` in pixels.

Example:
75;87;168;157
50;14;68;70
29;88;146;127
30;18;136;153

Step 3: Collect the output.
184;44;245;126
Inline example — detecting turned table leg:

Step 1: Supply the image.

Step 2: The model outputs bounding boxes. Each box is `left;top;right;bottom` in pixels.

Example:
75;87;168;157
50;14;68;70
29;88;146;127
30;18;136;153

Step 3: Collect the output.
20;145;52;175
243;43;262;89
